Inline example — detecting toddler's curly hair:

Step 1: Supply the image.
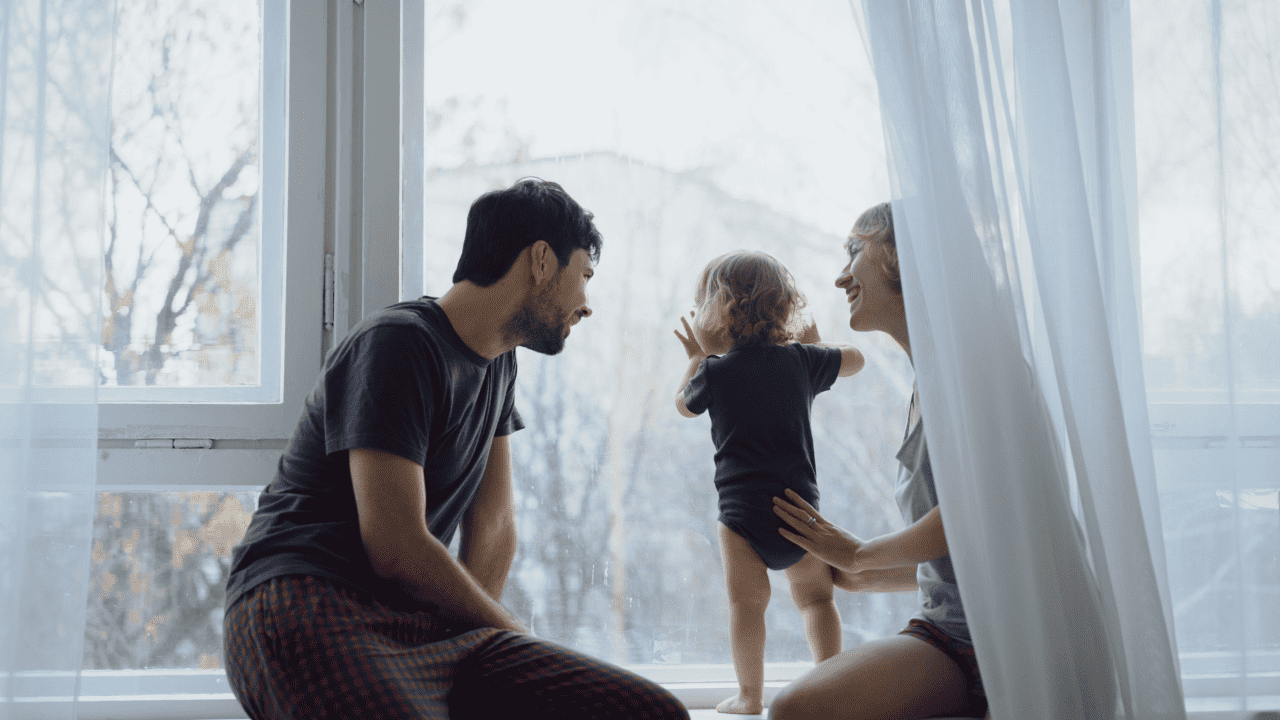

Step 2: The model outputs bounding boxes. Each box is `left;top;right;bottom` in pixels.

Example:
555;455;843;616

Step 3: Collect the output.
696;251;806;348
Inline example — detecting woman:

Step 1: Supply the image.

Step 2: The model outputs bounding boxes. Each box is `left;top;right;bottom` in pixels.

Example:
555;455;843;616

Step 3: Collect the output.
767;202;989;720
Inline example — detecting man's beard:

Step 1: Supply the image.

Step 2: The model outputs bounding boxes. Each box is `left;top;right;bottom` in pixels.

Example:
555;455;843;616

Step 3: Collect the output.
505;283;569;355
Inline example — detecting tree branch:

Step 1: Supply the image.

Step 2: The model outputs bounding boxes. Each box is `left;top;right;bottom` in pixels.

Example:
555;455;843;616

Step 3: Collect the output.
143;147;254;384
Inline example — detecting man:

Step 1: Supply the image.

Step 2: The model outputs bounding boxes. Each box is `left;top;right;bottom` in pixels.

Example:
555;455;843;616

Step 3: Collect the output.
224;179;688;719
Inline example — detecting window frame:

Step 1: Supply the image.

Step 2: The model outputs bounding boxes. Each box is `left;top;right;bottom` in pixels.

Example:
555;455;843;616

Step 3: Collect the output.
96;0;327;484
80;0;426;705
1147;399;1280;714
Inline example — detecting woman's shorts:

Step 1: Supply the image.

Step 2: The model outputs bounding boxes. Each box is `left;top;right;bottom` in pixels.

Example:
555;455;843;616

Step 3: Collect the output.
899;618;987;717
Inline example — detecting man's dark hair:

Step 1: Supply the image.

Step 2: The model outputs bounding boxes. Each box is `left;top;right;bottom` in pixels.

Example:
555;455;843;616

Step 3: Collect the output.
452;178;603;286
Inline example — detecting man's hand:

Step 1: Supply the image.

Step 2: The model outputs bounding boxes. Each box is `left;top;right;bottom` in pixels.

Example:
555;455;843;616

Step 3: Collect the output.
673;312;707;360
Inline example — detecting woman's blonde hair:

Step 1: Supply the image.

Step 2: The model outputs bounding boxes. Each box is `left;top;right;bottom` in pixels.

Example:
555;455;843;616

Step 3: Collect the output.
696;251;806;347
849;202;901;294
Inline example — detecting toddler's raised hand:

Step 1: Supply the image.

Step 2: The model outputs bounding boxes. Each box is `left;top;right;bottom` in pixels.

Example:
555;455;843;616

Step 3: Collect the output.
673;312;706;359
796;314;821;344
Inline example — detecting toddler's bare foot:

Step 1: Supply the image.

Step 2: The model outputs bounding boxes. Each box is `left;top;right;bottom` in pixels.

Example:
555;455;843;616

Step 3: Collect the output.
717;693;764;715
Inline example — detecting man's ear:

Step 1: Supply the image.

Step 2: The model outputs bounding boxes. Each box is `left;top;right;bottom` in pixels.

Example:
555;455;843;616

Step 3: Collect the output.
528;240;558;286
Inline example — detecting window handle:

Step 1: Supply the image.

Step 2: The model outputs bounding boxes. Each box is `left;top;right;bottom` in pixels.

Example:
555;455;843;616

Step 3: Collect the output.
134;439;215;450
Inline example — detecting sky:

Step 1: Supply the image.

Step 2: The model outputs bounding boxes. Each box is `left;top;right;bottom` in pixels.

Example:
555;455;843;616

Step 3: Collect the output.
421;0;889;238
418;0;1280;394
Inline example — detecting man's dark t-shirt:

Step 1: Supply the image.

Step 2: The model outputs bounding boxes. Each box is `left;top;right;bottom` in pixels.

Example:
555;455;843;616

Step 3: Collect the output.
683;342;841;569
225;297;524;612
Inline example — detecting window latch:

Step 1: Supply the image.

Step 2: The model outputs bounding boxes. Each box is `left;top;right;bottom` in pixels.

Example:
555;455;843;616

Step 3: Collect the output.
134;439;215;450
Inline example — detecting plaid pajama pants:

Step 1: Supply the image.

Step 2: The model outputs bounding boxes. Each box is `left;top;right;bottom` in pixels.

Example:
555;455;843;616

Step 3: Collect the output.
224;575;689;720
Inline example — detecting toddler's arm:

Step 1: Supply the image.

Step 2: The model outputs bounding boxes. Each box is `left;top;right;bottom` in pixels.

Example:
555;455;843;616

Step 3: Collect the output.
823;344;864;377
674;354;705;418
795;318;864;377
673;313;706;418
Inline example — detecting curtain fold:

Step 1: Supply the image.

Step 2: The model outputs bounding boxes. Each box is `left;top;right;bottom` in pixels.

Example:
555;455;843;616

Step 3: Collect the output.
861;1;1184;717
1;0;113;717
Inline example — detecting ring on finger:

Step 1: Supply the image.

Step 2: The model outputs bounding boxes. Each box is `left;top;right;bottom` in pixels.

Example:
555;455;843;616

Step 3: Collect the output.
806;516;817;526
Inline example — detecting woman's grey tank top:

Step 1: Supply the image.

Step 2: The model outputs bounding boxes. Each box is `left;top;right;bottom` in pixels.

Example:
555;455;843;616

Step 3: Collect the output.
893;393;972;644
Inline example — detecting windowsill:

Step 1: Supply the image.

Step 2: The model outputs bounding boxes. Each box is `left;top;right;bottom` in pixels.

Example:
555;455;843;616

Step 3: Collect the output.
5;666;1278;719
4;667;800;718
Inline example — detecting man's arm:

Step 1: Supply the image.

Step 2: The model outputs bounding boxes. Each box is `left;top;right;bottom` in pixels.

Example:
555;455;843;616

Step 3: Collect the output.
459;435;517;600
349;447;525;632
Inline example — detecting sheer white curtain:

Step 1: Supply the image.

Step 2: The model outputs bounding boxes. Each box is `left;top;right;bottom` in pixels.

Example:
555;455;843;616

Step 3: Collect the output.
860;1;1185;717
1;0;113;717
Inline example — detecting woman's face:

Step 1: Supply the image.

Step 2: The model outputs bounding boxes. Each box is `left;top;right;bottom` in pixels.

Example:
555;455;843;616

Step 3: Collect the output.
835;236;903;333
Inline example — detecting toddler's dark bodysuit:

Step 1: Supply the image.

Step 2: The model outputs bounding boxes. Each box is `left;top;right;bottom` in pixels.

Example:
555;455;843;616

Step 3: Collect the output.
683;342;843;570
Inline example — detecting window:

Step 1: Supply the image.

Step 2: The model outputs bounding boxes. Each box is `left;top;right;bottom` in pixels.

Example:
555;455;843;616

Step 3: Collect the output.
1133;0;1280;710
73;1;1279;716
81;0;325;714
86;2;921;708
100;0;271;402
415;1;917;675
96;0;323;448
84;491;257;670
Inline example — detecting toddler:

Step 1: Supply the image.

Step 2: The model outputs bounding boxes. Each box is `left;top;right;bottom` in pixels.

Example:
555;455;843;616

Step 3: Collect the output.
674;250;864;715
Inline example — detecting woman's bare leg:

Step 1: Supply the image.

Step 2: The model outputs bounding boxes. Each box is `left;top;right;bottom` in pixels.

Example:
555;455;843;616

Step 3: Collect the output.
783;553;841;663
718;523;772;715
767;635;972;720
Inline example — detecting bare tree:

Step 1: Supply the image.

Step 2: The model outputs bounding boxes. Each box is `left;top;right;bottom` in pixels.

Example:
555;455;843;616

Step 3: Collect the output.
83;491;253;669
101;0;260;388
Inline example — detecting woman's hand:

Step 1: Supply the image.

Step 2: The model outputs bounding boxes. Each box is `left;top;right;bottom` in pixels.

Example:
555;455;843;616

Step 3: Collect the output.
673;312;706;360
773;488;864;573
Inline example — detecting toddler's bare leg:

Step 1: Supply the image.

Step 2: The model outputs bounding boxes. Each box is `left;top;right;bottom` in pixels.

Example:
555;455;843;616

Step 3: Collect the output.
784;553;842;663
717;523;771;715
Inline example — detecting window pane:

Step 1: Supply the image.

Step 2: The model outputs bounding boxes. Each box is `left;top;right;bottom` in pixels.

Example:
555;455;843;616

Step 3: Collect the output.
421;2;916;666
1133;0;1280;400
1133;0;1280;708
82;491;256;670
100;0;264;394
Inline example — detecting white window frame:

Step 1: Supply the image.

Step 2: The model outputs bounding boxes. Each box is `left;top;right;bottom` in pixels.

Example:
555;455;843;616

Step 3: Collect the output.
95;0;419;486
1148;396;1280;716
77;0;428;715
96;0;324;488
